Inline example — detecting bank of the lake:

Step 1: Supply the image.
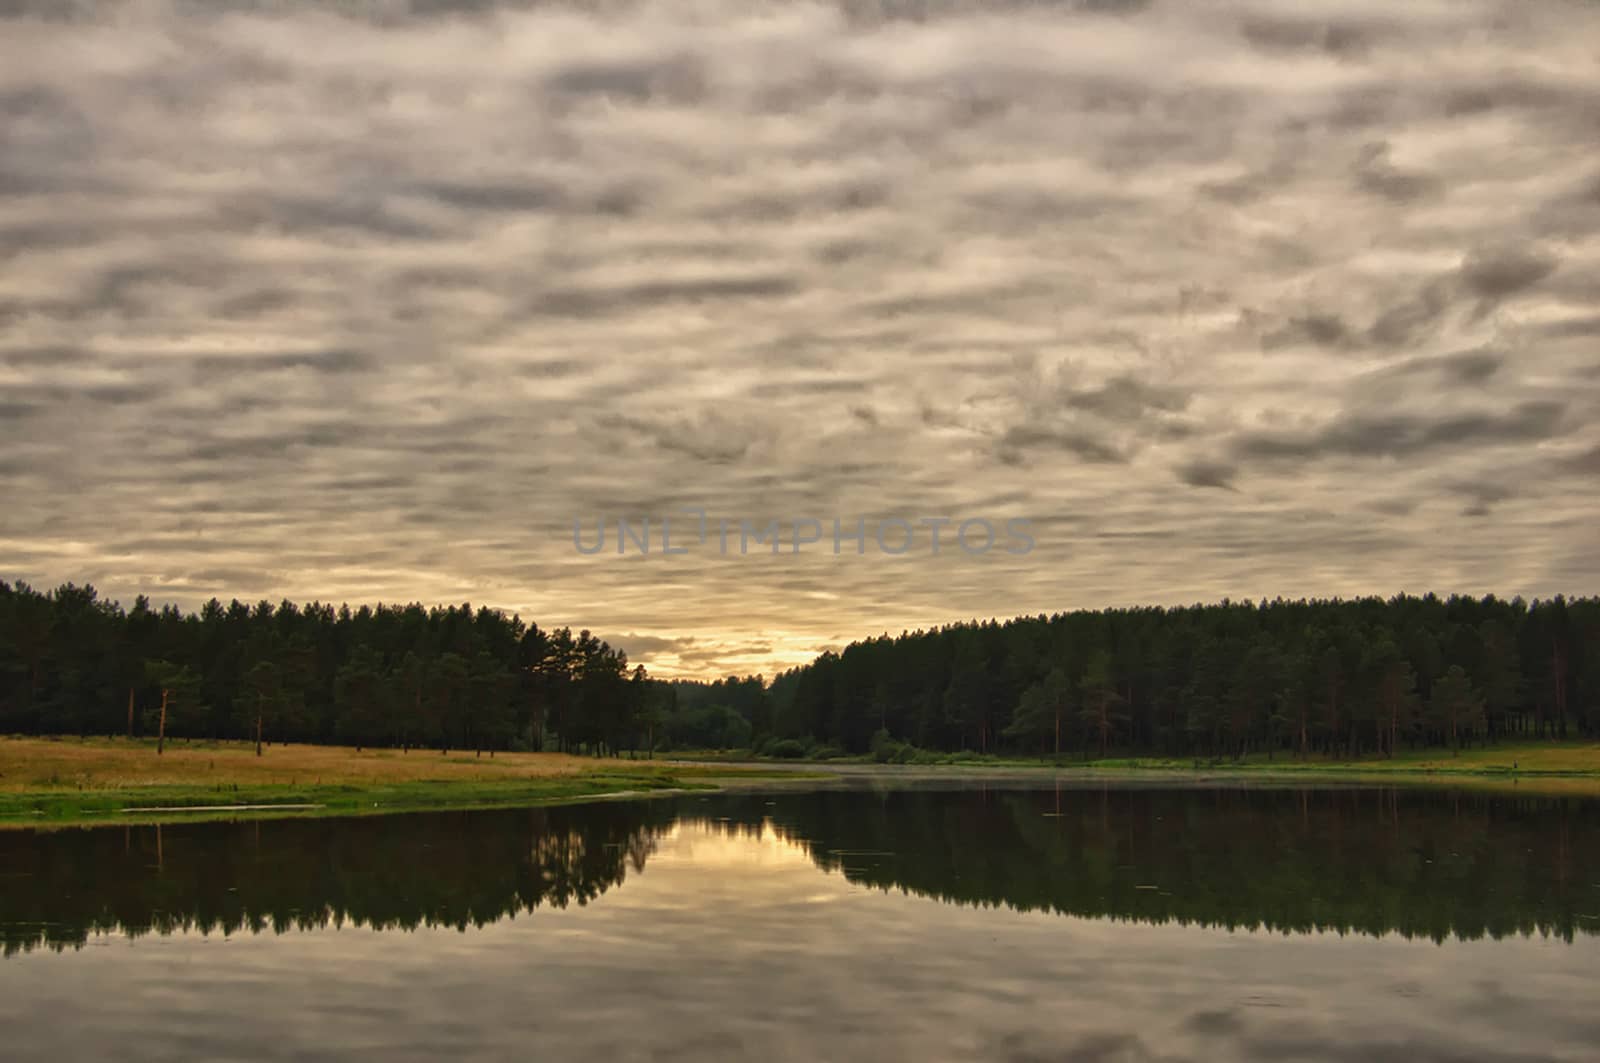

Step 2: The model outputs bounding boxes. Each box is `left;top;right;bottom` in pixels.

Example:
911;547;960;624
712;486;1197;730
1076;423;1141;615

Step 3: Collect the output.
0;737;792;828
9;736;1600;828
670;739;1600;796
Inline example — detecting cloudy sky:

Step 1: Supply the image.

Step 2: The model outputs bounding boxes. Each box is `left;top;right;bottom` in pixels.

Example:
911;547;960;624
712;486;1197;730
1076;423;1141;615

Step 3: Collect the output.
2;0;1597;678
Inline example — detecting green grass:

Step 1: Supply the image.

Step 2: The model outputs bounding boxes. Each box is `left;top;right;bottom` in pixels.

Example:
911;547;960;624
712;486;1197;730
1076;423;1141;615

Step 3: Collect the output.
10;737;1596;826
1072;741;1600;776
0;773;718;828
673;740;1600;795
0;736;808;828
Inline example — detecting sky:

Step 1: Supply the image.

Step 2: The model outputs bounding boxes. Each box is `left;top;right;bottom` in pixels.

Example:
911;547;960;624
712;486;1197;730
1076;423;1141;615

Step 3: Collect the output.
1;0;1597;679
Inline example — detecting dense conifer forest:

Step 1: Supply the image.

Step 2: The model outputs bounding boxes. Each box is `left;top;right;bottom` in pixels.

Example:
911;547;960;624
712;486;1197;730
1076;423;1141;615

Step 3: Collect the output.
2;580;1596;759
766;594;1600;759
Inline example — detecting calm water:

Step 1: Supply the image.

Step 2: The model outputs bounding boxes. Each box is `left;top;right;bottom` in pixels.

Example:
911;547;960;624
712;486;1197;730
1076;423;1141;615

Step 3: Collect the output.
3;782;1598;1061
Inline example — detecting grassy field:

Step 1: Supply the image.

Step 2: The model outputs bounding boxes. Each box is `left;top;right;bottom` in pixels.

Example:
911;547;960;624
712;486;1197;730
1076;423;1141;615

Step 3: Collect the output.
1087;742;1600;776
1073;742;1600;796
0;736;770;828
672;740;1600;796
8;737;1598;827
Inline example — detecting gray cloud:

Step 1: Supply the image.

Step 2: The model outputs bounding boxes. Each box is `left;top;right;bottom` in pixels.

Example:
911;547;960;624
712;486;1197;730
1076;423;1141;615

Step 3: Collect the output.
1263;314;1352;351
188;350;375;377
1352;348;1506;397
1368;282;1453;348
1353;142;1439;203
1233;402;1568;464
1175;460;1239;491
1559;444;1600;476
1460;247;1560;301
997;427;1126;467
1063;375;1190;420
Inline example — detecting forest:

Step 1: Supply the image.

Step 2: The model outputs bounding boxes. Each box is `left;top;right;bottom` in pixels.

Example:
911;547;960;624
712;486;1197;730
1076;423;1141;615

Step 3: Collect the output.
0;580;662;756
1;580;1597;759
766;593;1600;759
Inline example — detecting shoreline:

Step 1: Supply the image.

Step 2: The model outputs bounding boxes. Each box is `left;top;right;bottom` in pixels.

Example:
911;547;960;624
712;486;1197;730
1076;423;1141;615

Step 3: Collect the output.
0;736;815;830
662;747;1600;798
5;737;1599;830
0;776;727;830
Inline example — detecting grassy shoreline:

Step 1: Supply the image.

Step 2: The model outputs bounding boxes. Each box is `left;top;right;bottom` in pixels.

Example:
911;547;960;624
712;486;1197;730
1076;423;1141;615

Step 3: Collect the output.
6;737;1599;828
0;736;786;829
671;741;1600;796
0;776;720;829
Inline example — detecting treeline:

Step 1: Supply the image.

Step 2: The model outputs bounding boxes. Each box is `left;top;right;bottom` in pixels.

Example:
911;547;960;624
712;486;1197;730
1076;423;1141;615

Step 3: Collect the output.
4;583;1598;760
764;594;1600;759
0;581;673;755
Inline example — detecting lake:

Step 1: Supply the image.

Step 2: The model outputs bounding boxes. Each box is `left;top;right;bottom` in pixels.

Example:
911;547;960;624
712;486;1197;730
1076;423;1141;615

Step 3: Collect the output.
3;780;1598;1061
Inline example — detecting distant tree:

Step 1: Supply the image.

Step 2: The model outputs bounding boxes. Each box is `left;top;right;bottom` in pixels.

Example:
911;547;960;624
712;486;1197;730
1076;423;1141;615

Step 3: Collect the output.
333;646;390;752
1004;667;1071;757
143;660;200;755
467;651;515;755
1374;654;1420;758
1476;618;1522;741
1078;649;1124;759
1429;665;1484;754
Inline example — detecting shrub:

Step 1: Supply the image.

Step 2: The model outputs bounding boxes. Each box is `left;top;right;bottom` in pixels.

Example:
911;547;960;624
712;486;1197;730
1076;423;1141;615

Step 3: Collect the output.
767;739;807;759
870;729;905;763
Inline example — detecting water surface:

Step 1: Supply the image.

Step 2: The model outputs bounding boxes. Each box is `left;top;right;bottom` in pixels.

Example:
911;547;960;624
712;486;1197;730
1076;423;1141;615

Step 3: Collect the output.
3;783;1597;1061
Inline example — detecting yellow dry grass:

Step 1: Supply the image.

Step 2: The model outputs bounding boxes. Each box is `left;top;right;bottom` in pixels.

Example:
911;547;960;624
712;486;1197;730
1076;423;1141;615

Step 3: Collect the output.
0;735;629;792
1366;743;1600;774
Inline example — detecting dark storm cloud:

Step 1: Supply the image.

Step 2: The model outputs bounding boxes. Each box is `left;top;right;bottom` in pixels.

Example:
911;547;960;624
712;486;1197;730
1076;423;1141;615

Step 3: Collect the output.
1;0;1597;676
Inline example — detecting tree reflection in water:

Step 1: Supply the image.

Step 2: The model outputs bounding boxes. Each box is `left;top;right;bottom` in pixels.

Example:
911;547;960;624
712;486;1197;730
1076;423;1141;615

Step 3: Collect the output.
4;785;1597;957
